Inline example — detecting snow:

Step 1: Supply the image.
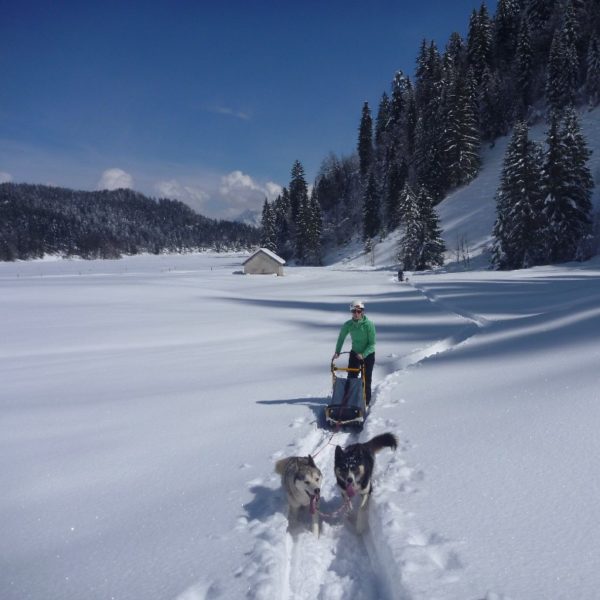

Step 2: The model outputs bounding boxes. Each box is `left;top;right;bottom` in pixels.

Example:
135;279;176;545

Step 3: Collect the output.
2;107;600;600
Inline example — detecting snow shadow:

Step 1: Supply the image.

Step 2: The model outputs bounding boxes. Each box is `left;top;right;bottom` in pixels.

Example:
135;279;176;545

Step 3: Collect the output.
243;483;282;522
256;396;329;424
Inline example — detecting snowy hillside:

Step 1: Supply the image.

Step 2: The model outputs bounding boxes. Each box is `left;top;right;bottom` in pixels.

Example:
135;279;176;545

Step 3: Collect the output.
335;105;600;271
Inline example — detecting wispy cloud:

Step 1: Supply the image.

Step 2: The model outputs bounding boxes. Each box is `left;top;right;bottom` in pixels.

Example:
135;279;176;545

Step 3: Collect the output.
209;105;251;120
0;171;12;183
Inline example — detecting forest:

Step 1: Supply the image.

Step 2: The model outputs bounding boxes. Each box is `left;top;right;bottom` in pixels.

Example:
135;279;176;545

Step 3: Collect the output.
0;184;259;261
261;0;600;269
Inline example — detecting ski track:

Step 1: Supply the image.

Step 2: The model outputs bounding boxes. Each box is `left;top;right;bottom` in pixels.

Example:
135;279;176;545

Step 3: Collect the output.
237;282;490;600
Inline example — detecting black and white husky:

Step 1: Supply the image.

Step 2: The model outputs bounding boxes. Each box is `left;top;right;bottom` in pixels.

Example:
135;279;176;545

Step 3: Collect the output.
334;432;397;532
275;455;322;536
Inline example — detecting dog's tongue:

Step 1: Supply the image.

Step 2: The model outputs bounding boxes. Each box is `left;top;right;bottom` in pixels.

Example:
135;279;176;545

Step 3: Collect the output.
345;483;356;498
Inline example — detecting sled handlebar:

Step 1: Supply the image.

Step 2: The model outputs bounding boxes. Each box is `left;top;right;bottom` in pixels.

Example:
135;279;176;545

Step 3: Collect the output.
331;351;364;374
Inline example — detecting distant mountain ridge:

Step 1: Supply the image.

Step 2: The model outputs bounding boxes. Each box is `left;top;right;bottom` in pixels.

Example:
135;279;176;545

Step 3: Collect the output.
0;183;259;261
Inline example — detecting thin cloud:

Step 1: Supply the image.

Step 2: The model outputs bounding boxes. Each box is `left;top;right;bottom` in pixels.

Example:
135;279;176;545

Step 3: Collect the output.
210;106;251;120
0;171;13;183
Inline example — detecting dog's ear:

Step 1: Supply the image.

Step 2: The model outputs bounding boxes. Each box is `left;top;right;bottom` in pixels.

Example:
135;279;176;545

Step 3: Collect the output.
307;454;316;468
335;445;343;460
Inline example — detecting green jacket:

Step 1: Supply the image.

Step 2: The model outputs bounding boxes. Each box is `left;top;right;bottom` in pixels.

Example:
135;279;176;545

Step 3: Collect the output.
335;315;376;357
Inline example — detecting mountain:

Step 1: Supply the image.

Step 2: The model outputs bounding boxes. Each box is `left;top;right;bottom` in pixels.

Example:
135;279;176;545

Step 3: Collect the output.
0;183;260;260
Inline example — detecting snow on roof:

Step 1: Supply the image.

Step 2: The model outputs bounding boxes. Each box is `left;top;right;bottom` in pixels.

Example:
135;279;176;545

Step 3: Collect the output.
243;248;286;265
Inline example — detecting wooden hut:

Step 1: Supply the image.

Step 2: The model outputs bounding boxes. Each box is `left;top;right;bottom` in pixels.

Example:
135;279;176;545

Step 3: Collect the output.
243;248;286;276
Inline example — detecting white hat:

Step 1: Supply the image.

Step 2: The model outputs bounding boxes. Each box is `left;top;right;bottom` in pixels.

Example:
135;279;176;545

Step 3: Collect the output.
349;299;365;310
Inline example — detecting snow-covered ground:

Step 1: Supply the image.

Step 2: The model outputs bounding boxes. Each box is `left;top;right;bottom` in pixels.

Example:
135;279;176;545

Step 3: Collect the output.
2;106;600;600
1;249;600;600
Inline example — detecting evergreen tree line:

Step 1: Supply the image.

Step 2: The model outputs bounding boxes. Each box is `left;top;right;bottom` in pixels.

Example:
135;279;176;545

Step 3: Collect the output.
259;160;323;265
0;183;259;261
492;107;594;269
261;0;599;270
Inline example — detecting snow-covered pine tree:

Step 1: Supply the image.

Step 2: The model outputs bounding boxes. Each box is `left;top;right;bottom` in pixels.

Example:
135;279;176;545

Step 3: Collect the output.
479;66;508;140
415;185;446;269
467;4;493;85
397;184;445;271
289;159;309;260
389;70;412;160
272;188;292;259
562;1;580;106
515;16;534;116
443;67;481;188
294;190;310;263
492;121;546;269
358;101;374;181
385;156;408;232
546;30;569;113
493;0;521;68
362;171;381;241
289;160;308;223
444;31;467;74
414;41;448;201
259;199;277;253
542;110;593;263
585;33;600;106
303;189;323;265
397;183;420;270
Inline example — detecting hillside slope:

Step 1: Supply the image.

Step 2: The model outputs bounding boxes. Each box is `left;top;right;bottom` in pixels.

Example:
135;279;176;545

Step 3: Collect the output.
329;106;600;271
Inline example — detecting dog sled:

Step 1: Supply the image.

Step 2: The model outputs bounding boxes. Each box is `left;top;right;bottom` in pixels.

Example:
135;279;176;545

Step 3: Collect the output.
324;352;368;430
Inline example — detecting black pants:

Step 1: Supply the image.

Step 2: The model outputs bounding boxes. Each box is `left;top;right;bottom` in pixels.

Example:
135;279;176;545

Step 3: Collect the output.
348;350;375;405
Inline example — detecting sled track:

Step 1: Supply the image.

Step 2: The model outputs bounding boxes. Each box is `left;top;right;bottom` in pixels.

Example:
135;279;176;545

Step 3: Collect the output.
243;423;408;600
241;283;487;600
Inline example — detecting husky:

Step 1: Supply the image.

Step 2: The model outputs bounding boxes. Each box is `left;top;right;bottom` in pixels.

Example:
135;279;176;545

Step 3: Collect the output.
275;455;322;536
334;432;397;533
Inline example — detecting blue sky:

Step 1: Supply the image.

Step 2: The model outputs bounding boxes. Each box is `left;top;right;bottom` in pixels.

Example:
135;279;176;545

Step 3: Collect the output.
0;0;497;219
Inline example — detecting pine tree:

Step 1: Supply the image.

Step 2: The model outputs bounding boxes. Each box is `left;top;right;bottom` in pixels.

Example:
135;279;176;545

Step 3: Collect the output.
515;16;533;115
494;0;521;68
259;199;277;252
397;184;445;270
444;31;466;74
358;102;374;181
467;4;493;84
585;33;600;106
289;160;308;223
443;69;481;187
492;122;546;269
415;185;446;269
272;189;292;259
397;184;420;270
304;190;323;265
389;70;412;159
546;30;569;113
295;191;310;262
385;158;408;231
542;110;593;262
363;171;381;241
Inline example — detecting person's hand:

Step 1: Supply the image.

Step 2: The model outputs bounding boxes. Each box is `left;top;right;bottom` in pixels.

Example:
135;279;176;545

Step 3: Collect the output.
357;353;363;361
333;352;340;360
